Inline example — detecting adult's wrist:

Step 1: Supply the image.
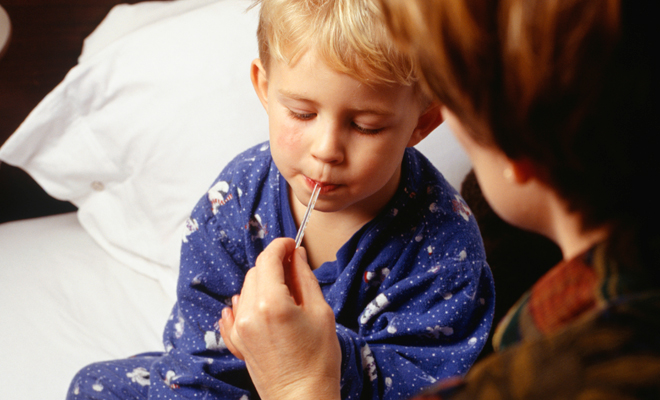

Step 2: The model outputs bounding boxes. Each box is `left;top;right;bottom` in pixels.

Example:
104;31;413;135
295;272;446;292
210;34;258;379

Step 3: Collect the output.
256;372;341;400
268;381;340;400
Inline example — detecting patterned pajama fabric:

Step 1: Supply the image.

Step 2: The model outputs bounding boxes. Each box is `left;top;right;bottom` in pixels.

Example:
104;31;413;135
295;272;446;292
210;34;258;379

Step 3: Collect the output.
68;142;494;400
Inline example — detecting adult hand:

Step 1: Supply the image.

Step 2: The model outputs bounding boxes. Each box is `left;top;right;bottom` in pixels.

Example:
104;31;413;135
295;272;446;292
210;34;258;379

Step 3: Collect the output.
219;238;342;400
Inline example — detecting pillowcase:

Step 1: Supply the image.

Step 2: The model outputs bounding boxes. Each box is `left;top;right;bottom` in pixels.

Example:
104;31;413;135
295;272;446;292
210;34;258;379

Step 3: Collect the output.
0;0;470;283
0;0;267;285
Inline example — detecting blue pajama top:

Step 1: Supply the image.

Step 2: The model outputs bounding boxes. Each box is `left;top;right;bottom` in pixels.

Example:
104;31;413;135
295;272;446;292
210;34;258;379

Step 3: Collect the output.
155;142;494;399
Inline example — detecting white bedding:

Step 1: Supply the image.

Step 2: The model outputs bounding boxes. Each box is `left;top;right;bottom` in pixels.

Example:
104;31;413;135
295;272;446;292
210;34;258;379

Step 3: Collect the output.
0;213;174;399
0;1;471;399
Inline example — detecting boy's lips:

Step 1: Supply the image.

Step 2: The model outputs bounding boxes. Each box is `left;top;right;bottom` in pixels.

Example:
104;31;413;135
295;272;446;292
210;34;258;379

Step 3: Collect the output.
304;176;338;193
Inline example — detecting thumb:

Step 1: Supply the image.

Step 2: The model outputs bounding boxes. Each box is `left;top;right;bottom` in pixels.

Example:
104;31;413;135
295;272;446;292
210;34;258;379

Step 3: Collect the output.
296;246;308;264
290;247;324;305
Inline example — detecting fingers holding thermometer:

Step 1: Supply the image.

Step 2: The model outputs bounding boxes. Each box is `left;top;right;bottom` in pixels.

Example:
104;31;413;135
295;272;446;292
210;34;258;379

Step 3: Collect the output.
221;182;321;358
219;238;297;358
219;238;341;400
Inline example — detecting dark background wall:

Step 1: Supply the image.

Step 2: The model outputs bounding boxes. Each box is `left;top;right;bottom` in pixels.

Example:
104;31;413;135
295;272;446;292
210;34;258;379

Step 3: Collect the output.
0;0;149;224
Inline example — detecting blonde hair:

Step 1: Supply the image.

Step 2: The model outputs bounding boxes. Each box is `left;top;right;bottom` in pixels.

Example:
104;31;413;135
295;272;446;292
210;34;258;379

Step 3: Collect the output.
251;0;419;88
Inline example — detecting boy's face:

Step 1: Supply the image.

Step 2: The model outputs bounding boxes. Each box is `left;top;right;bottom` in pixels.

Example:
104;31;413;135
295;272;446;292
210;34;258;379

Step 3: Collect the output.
251;50;441;219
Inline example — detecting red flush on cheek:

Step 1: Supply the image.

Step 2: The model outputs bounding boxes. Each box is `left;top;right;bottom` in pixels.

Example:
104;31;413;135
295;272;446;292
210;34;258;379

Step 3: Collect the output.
276;123;304;149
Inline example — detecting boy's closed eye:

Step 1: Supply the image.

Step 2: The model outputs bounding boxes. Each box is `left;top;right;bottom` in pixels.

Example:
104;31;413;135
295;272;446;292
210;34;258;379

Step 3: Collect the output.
351;122;384;135
287;109;385;135
288;109;316;121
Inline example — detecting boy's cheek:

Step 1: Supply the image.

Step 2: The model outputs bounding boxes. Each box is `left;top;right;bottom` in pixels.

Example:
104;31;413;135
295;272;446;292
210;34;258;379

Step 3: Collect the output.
272;120;305;150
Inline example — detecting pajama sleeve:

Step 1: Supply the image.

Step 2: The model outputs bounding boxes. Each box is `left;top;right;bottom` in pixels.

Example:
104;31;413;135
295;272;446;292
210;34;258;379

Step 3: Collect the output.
164;172;251;357
335;254;494;400
158;145;276;397
164;143;277;358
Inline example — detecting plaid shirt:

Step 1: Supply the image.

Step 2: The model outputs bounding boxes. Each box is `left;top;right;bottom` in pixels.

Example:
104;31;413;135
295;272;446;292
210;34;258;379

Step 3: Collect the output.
413;242;660;399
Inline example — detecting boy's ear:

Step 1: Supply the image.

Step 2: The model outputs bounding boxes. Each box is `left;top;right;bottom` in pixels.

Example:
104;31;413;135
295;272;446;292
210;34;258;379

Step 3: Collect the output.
251;58;269;111
407;102;444;147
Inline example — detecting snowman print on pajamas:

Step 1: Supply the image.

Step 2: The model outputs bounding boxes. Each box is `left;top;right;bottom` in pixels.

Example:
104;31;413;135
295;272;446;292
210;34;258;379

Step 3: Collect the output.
208;180;233;214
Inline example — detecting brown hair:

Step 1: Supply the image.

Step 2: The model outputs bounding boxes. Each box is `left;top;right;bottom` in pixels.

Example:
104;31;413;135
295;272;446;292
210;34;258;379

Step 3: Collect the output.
378;0;660;237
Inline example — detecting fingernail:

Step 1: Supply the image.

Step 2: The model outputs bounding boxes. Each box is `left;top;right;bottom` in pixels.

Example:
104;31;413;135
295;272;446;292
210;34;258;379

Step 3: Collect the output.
299;247;308;263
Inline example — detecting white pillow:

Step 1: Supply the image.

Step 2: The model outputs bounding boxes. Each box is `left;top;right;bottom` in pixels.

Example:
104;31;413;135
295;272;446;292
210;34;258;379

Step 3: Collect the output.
0;0;470;282
0;0;267;282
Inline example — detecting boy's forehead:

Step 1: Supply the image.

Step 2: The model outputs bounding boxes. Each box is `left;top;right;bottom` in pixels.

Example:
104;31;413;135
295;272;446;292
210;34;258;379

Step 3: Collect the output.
269;46;414;91
270;58;419;114
269;50;417;101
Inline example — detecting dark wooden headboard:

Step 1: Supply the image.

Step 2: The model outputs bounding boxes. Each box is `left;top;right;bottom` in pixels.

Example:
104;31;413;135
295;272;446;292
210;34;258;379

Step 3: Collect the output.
0;0;148;224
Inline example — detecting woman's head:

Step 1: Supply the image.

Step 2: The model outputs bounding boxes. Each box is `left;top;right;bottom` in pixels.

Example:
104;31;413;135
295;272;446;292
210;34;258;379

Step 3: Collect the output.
378;0;660;235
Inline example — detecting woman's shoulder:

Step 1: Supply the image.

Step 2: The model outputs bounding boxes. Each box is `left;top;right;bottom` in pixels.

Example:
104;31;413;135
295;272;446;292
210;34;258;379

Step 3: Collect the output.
427;297;660;400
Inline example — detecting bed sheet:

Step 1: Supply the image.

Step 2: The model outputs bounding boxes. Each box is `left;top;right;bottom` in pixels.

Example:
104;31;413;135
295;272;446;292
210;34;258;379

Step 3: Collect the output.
0;213;175;400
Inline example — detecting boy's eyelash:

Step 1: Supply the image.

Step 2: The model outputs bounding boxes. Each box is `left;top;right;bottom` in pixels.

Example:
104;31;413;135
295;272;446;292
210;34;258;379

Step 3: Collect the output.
288;109;384;135
352;123;384;135
288;110;315;120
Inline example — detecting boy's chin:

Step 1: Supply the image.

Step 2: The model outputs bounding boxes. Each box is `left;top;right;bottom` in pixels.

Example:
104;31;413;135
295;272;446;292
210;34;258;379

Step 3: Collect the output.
293;194;339;214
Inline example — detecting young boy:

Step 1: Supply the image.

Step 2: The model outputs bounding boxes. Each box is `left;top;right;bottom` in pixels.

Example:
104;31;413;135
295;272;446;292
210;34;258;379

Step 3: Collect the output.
67;0;494;399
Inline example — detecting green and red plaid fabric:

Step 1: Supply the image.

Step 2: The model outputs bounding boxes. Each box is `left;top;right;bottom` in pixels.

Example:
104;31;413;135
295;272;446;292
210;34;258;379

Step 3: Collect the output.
411;242;660;399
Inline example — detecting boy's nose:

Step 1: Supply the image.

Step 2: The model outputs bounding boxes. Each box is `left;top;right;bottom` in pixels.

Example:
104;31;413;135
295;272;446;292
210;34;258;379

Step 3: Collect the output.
310;123;345;165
